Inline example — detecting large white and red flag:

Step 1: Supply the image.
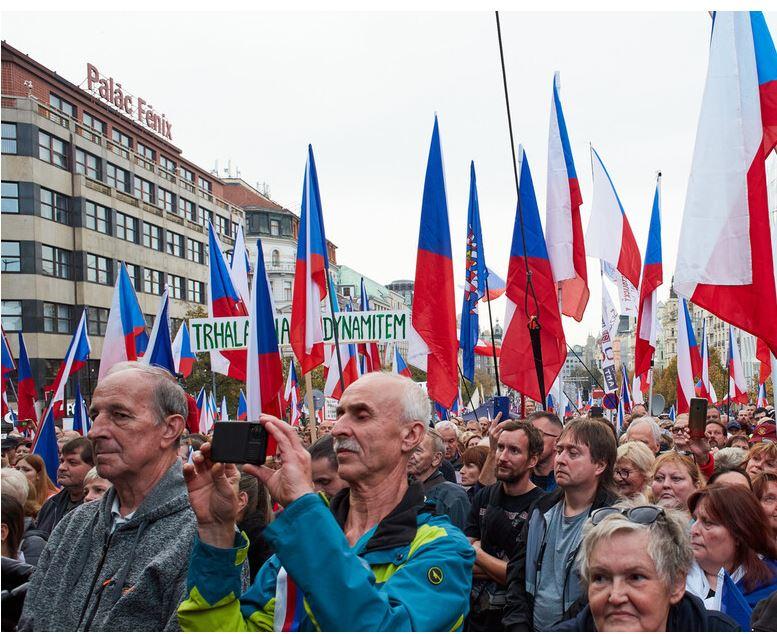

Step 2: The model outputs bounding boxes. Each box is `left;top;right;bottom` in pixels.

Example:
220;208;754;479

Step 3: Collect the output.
675;12;777;355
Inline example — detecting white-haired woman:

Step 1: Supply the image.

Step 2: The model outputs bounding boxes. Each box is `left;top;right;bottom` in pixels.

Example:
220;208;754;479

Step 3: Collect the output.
614;442;655;500
553;503;739;631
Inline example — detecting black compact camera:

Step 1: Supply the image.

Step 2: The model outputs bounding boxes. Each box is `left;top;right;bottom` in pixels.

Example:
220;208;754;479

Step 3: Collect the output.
210;421;268;465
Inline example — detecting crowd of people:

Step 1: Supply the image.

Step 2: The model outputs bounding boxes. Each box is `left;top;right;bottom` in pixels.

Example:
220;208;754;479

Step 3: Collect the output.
1;362;777;631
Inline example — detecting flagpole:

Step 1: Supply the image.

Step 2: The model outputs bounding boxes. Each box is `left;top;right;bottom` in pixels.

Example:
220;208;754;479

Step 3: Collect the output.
325;270;346;393
647;361;654;416
304;372;317;442
482;276;502;397
86;353;94;401
457;363;476;413
563;389;582;416
566;343;607;393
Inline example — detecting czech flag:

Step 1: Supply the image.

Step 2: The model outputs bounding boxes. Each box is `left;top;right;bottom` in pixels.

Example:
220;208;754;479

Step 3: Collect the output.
237;390;248;421
586;147;641;290
172;322;196;378
481;269;506;302
393;346;412;378
290;145;330;375
460;162;489;383
675;12;777;356
632;373;646;406
433;401;448;422
208;222;248;381
98;262;147;380
546;71;589;322
473;338;501;357
357;278;382;373
668;404;676;421
1;328;15;399
246;240;284;428
616;396;625;436
16;333;38;425
49;309;91;406
634;177;663;379
620;365;632;414
72;383;91;436
141;288;176;375
757;383;769;407
677;299;701;414
500;146;566;404
727;326;749;404
229;224;251;307
283;363;302;427
699;320;718;403
408;116;458;409
323;275;360;401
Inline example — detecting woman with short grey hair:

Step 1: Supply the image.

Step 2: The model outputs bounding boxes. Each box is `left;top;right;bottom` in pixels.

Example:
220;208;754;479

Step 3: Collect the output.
553;503;738;631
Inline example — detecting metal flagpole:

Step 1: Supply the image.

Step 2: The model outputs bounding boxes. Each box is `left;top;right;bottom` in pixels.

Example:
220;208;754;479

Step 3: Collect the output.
566;343;607;393
457;363;477;413
305;372;317;443
647;361;654;416
482;276;502;397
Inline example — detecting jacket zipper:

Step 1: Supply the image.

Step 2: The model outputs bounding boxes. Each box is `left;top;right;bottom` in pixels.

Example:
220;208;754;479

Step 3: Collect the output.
77;531;113;630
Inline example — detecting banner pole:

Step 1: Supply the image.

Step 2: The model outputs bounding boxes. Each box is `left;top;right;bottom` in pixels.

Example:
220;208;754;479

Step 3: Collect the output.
305;371;318;442
482;275;502;397
457;363;476;413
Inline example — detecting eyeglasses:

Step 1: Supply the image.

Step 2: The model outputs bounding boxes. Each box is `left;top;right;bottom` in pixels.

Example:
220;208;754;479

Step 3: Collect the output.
671;426;689;434
591;505;665;526
614;468;633;480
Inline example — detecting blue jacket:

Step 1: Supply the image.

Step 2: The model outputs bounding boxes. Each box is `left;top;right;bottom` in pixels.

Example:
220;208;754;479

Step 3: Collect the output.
178;482;475;631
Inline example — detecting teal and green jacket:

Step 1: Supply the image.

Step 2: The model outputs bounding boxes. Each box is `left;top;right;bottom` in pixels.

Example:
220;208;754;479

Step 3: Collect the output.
178;482;475;631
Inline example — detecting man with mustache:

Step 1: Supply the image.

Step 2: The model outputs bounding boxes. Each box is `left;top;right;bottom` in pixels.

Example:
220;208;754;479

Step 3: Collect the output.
179;372;475;631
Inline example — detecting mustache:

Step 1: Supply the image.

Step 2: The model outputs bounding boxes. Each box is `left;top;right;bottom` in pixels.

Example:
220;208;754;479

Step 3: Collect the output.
333;438;362;453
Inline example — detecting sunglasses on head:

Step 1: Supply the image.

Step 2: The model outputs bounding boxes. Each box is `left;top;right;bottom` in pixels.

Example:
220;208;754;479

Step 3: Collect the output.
591;505;665;526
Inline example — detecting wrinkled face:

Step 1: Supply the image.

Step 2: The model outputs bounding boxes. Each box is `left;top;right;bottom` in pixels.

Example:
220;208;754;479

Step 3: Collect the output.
319;420;335;435
332;375;422;484
651;462;697;510
588;530;683;632
554;434;604;490
747;451;777;479
706;408;721;424
628;422;658;454
17;459;37;485
88;371;179;483
311;457;348;499
704;423;726;448
531;416;561;463
759;481;777;532
496;429;536;483
614;458;647;498
437;427;458;460
407;434;441;479
57;450;92;489
83;477;112;503
671;415;690;448
690;500;737;574
460;461;481;487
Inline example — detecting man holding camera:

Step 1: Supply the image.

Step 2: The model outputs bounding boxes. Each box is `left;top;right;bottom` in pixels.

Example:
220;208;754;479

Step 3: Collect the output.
178;372;475;631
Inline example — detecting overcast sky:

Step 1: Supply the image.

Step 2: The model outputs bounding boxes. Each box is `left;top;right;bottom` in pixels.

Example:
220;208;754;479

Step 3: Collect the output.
5;10;772;344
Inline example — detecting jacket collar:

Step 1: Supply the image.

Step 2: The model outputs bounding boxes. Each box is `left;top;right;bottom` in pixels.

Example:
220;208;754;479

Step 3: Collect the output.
329;481;426;555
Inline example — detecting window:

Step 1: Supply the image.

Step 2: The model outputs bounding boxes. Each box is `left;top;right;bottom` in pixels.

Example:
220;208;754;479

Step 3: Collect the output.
112;128;132;148
159;188;175;213
87;306;109;336
84;200;110;234
187;279;204;303
169;274;185;300
136;142;155;161
82;112;107;135
38;131;68;168
116;212;138;243
1;300;22;332
144;313;155;330
41;245;71;279
166;230;184;257
198;206;213;227
49;93;75;117
2;182;19;213
86;253;111;285
40;188;71;225
160;156;176;173
198;176;212;192
180;166;194;183
216;215;230;236
186;238;204;264
133;176;154;204
124;263;141;292
142;222;162;250
43;302;72;333
283;281;292;302
271;250;280;267
1;241;21;272
106;163;131;193
178;197;195;221
270;218;280;236
75;149;100;179
143;268;163;295
2;123;17;154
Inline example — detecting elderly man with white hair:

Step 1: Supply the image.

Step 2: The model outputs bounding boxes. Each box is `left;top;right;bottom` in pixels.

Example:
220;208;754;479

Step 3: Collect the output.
179;372;475;631
624;416;662;455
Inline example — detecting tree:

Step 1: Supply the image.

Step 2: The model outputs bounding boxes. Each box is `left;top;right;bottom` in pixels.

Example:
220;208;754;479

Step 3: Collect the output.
474;367;495;397
706;347;727;402
652;357;678;406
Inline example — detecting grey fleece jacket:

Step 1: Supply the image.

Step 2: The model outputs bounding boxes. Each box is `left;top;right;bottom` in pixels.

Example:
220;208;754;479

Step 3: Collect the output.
19;461;197;632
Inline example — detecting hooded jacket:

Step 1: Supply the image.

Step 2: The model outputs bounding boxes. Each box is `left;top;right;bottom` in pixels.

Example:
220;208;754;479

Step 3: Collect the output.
553;591;740;631
19;461;196;631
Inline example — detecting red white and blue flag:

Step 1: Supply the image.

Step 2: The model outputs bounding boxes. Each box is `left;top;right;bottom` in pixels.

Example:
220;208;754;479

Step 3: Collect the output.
291;146;330;375
1;328;15;402
196;388;213;435
757;383;769;407
699;320;718;403
229;223;251;307
634;177;663;379
141;288;176;375
246;240;284;431
16;333;38;425
283;362;303;427
357;278;382;374
393;346;412;378
501;146;566;403
677;299;701;414
546;72;589;322
616;395;625;436
172;322;196;378
675;12;777;355
237;390;248;421
620;365;632;414
208;222;248;381
408;117;459;409
49;309;91;406
72;383;91;436
727;326;749;404
481;269;506;302
324;277;360;400
586;147;642;291
460;162;489;383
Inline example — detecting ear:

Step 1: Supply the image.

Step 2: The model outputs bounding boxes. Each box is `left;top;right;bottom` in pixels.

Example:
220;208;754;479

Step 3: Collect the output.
592;459;607;479
667;575;686;606
527;453;540;471
401;421;426;455
161;414;186;450
237;491;249;516
1;523;7;542
431;451;443;469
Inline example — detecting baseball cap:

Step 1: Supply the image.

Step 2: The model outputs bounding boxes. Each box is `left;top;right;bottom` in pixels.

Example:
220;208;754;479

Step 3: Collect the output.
751;419;777;443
